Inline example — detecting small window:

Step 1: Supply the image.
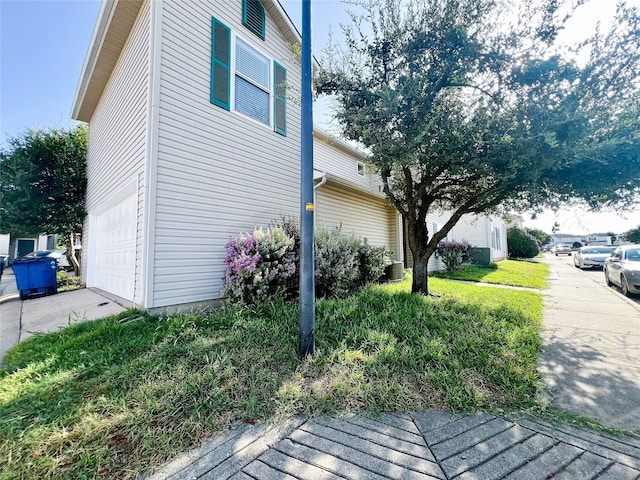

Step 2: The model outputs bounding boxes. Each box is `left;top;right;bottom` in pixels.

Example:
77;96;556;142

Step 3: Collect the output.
357;161;366;177
243;0;265;40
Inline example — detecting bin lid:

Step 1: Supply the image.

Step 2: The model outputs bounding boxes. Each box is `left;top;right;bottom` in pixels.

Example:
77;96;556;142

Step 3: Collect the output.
15;250;64;262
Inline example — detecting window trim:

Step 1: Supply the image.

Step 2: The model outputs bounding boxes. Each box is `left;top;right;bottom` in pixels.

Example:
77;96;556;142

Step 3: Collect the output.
357;161;366;177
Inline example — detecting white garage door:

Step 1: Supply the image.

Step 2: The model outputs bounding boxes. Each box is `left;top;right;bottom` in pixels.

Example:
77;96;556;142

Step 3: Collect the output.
95;193;137;301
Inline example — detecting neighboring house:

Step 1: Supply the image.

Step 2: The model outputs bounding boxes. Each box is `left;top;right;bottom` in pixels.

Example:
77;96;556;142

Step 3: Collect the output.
404;213;509;271
72;0;507;312
6;234;56;261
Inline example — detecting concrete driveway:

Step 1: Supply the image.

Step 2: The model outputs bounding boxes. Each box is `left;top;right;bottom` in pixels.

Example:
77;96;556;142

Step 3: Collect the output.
539;254;640;434
0;268;126;365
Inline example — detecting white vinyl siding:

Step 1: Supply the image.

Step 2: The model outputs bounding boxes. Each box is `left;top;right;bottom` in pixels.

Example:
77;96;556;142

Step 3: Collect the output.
316;184;398;255
314;135;373;191
82;0;150;305
153;0;300;307
450;215;489;251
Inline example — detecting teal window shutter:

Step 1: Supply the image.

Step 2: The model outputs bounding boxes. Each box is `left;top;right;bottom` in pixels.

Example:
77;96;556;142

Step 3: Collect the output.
273;62;286;136
242;0;265;40
211;17;231;110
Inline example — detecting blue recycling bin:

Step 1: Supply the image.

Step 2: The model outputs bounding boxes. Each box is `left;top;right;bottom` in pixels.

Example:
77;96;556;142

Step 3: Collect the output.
13;254;58;300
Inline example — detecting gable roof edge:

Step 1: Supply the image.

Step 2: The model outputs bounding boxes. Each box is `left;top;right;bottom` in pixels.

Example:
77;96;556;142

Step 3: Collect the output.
71;0;145;122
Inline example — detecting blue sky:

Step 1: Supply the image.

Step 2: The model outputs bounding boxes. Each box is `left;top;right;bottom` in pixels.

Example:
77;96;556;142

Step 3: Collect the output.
1;0;100;142
0;0;355;144
0;0;637;233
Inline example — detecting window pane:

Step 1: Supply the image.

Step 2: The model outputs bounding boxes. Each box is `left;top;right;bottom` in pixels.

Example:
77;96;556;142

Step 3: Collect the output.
236;38;269;89
235;75;269;124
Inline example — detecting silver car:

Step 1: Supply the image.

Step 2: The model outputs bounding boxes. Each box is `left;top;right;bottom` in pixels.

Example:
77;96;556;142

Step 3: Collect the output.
574;246;614;269
604;245;640;297
552;244;572;256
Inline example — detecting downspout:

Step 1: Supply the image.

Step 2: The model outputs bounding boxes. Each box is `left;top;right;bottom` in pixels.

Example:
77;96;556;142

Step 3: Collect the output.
314;172;327;190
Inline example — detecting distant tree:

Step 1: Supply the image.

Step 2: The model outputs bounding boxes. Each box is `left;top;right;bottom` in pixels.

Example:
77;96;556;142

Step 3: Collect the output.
525;228;552;247
625;226;640;243
507;228;540;259
0;126;87;271
316;0;640;295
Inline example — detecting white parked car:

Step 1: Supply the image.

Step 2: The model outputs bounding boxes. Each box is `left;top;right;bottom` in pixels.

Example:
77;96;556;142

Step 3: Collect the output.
573;246;614;269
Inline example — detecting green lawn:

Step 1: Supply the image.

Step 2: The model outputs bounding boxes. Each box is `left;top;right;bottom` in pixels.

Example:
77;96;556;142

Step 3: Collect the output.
432;259;549;289
0;277;543;479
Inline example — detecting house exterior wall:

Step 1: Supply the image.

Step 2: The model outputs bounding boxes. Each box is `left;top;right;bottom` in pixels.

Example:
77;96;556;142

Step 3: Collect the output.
82;0;150;305
150;0;302;307
313;135;400;260
450;214;508;261
315;184;399;258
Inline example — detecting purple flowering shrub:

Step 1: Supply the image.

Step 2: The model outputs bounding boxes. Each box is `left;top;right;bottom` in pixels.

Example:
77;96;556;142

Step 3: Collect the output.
223;226;297;304
436;240;471;273
223;220;393;304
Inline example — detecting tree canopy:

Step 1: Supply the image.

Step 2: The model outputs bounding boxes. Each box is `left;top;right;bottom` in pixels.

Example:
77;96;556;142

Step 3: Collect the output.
316;0;640;294
625;225;640;243
0;125;87;240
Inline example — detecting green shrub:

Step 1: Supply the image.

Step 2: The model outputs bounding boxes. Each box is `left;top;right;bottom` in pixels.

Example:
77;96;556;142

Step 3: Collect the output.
359;242;392;285
507;227;540;258
223;220;393;304
314;226;362;298
56;270;83;292
436;240;471;273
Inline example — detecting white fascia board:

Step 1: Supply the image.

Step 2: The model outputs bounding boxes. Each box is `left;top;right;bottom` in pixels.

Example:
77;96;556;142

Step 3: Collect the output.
71;0;117;121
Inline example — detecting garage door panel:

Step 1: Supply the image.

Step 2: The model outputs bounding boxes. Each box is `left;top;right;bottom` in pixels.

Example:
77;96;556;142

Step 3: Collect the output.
95;194;137;301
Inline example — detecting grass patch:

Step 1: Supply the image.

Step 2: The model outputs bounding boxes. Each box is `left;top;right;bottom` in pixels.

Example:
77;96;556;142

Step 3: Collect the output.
0;277;543;479
433;259;549;289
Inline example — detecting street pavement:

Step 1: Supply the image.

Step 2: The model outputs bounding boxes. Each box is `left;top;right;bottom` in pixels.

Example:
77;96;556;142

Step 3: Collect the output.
1;256;639;479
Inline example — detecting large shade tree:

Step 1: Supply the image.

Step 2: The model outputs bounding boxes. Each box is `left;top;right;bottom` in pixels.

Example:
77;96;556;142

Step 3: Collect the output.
0;125;87;271
317;0;640;294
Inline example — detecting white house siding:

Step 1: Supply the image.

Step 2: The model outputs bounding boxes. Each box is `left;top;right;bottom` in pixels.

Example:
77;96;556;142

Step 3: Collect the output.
314;133;371;191
315;183;398;259
152;0;302;307
82;0;150;305
450;215;490;251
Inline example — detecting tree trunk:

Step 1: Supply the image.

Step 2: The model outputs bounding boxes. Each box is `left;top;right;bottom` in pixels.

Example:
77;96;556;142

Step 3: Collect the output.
405;215;434;295
412;251;430;295
67;233;80;275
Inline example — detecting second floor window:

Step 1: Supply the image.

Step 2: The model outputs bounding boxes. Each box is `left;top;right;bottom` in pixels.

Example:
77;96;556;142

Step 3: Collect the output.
211;17;286;135
235;38;270;125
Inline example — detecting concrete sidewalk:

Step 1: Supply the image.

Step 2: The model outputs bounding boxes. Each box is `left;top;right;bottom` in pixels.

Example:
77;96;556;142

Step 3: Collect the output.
538;255;640;434
0;268;126;364
145;410;640;480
